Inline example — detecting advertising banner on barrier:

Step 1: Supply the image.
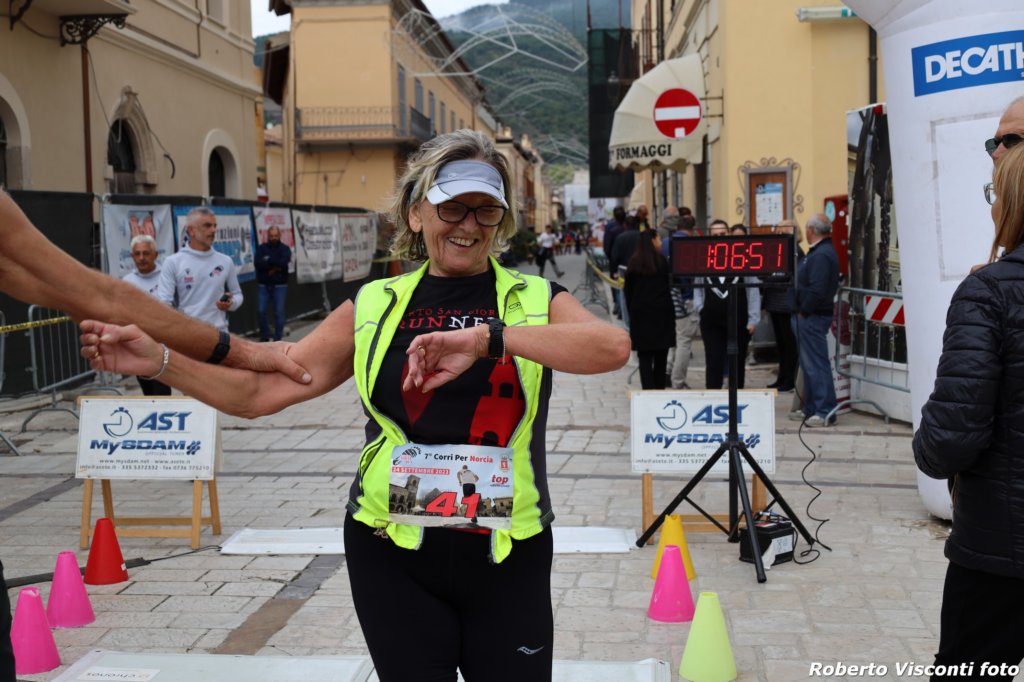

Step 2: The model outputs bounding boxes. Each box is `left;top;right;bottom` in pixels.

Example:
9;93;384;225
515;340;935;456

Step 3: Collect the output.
100;204;175;278
252;206;296;274
293;210;342;283
843;0;1024;519
630;390;775;474
76;398;218;480
340;213;377;282
172;206;256;282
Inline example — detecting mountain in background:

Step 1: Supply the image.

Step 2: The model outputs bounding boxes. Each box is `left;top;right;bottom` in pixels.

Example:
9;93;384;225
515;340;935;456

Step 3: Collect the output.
511;0;628;45
253;2;628;169
440;0;628;169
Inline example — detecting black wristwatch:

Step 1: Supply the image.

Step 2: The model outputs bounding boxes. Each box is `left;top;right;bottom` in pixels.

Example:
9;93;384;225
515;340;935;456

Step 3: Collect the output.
206;329;231;365
486;318;505;360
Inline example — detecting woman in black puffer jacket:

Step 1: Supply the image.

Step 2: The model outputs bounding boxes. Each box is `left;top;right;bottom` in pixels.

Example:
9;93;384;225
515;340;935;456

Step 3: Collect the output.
914;142;1024;680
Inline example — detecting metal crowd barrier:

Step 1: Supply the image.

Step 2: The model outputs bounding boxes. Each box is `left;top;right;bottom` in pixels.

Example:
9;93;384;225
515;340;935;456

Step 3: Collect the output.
575;248;612;313
829;286;909;422
20;306;121;434
0;310;22;455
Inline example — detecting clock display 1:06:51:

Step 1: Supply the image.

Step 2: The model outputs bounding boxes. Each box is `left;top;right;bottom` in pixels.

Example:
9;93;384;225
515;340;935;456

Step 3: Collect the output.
671;235;794;276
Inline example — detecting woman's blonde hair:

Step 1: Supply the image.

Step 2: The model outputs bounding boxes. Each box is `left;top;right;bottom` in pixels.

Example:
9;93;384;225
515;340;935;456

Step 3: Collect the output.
387;129;518;261
991;143;1024;262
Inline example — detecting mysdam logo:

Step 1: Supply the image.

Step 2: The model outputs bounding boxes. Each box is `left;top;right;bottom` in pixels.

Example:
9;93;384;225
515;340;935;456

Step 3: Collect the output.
912;30;1024;97
89;439;202;455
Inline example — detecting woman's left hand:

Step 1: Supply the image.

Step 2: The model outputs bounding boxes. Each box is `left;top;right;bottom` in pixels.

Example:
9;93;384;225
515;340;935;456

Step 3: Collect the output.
79;320;165;377
403;326;487;393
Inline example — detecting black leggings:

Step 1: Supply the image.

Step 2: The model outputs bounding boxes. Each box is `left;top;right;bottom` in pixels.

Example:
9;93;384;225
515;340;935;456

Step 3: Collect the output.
637;349;668;389
344;514;554;682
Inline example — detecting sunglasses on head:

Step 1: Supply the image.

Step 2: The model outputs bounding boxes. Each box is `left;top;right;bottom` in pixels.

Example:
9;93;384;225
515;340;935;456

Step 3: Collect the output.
985;132;1023;157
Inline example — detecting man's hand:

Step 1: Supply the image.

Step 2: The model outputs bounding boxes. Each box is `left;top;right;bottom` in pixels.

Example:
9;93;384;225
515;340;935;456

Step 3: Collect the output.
216;294;232;312
403;325;488;393
80;321;163;377
227;337;312;384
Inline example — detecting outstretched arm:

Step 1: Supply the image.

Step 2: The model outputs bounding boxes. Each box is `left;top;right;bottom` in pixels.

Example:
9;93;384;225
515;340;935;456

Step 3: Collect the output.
404;291;630;393
80;301;355;418
0;190;311;384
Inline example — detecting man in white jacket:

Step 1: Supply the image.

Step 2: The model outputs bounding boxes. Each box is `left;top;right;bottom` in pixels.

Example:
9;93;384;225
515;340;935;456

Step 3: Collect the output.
157;207;242;332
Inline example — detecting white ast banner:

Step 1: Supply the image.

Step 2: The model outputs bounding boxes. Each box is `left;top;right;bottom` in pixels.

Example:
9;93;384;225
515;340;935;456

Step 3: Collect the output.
630;390;776;475
77;399;218;480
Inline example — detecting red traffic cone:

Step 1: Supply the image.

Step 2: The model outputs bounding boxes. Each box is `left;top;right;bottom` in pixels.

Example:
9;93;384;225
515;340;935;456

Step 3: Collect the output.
10;587;61;675
47;550;96;627
84;518;128;585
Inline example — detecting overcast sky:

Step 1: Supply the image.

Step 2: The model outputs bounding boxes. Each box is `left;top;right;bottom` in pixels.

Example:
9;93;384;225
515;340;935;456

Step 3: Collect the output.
249;0;508;37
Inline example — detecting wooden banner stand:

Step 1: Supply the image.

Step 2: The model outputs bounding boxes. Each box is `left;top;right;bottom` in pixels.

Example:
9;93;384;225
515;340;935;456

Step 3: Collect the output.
640;473;766;545
76;396;222;550
80;477;221;550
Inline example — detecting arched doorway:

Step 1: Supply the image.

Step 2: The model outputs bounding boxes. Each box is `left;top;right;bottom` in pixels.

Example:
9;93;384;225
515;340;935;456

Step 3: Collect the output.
107;119;137;194
208;148;226;197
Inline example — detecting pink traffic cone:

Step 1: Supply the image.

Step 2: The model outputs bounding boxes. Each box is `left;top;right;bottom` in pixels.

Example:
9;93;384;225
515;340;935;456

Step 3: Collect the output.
10;587;61;675
647;544;695;622
47;550;95;628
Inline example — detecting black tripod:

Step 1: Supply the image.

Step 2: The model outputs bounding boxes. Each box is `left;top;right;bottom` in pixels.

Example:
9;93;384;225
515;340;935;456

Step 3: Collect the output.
636;279;815;582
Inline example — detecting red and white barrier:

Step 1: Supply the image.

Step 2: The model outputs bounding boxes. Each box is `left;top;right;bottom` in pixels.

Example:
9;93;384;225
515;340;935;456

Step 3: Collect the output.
863;296;905;326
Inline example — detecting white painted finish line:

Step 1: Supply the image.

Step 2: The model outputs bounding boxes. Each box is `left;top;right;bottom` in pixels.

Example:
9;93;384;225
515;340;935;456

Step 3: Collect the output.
219;526;637;555
55;651;671;682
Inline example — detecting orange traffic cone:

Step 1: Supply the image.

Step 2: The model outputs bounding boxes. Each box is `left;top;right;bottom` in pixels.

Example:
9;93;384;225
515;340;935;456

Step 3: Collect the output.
10;587;61;675
651;514;696;580
47;551;95;627
84;518;128;585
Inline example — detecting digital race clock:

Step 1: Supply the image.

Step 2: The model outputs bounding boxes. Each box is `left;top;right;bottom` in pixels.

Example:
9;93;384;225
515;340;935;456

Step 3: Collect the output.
670;234;795;278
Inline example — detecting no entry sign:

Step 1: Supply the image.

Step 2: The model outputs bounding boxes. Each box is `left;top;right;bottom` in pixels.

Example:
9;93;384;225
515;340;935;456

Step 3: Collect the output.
653;88;702;139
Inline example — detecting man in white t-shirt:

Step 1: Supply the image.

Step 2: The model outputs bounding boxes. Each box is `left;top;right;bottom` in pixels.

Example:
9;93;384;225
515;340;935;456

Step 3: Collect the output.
535;225;565;278
122;234;172;395
156;207;242;332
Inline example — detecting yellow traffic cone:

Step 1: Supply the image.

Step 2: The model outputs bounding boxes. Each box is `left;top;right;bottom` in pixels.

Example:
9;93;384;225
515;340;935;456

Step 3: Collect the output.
650;514;696;580
679;592;737;682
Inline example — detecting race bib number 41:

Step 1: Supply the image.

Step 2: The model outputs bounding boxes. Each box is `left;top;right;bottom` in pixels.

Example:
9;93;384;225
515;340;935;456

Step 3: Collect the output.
389;443;514;530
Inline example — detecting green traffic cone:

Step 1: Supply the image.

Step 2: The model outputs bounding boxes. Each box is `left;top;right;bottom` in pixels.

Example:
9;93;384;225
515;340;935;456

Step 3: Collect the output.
678;592;737;682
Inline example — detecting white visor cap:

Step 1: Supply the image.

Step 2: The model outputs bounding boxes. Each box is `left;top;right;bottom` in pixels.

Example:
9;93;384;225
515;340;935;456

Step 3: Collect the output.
425;160;509;209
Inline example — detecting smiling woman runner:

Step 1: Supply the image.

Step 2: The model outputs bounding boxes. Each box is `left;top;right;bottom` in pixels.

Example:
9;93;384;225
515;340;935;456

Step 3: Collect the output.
80;129;631;682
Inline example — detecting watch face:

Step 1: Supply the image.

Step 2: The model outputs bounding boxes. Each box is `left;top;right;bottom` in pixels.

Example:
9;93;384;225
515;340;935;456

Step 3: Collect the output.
670;234;794;277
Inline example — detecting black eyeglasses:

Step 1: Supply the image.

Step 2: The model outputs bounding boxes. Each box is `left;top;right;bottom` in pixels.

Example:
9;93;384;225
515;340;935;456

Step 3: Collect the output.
984;182;996;206
984;132;1023;157
436;200;506;227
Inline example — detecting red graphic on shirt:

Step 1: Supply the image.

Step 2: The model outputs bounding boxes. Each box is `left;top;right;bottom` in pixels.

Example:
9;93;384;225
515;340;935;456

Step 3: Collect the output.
400;360;434;427
468;359;523;447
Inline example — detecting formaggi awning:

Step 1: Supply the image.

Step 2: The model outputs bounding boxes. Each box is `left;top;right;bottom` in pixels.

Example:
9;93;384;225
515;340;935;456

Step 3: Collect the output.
608;54;708;172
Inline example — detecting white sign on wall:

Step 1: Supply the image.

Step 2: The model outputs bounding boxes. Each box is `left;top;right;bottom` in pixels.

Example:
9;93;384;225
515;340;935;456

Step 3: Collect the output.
76;399;219;480
293;210;342;284
630;390;776;474
340;213;377;282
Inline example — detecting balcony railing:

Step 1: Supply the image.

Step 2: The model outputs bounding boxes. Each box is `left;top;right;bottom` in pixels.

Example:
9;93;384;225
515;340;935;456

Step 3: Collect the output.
295;106;434;144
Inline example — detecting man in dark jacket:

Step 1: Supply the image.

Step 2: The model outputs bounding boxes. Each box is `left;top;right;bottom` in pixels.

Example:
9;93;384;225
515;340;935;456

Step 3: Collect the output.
610;217;642;329
255;226;292;341
603;206;626;318
790;213;839;426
